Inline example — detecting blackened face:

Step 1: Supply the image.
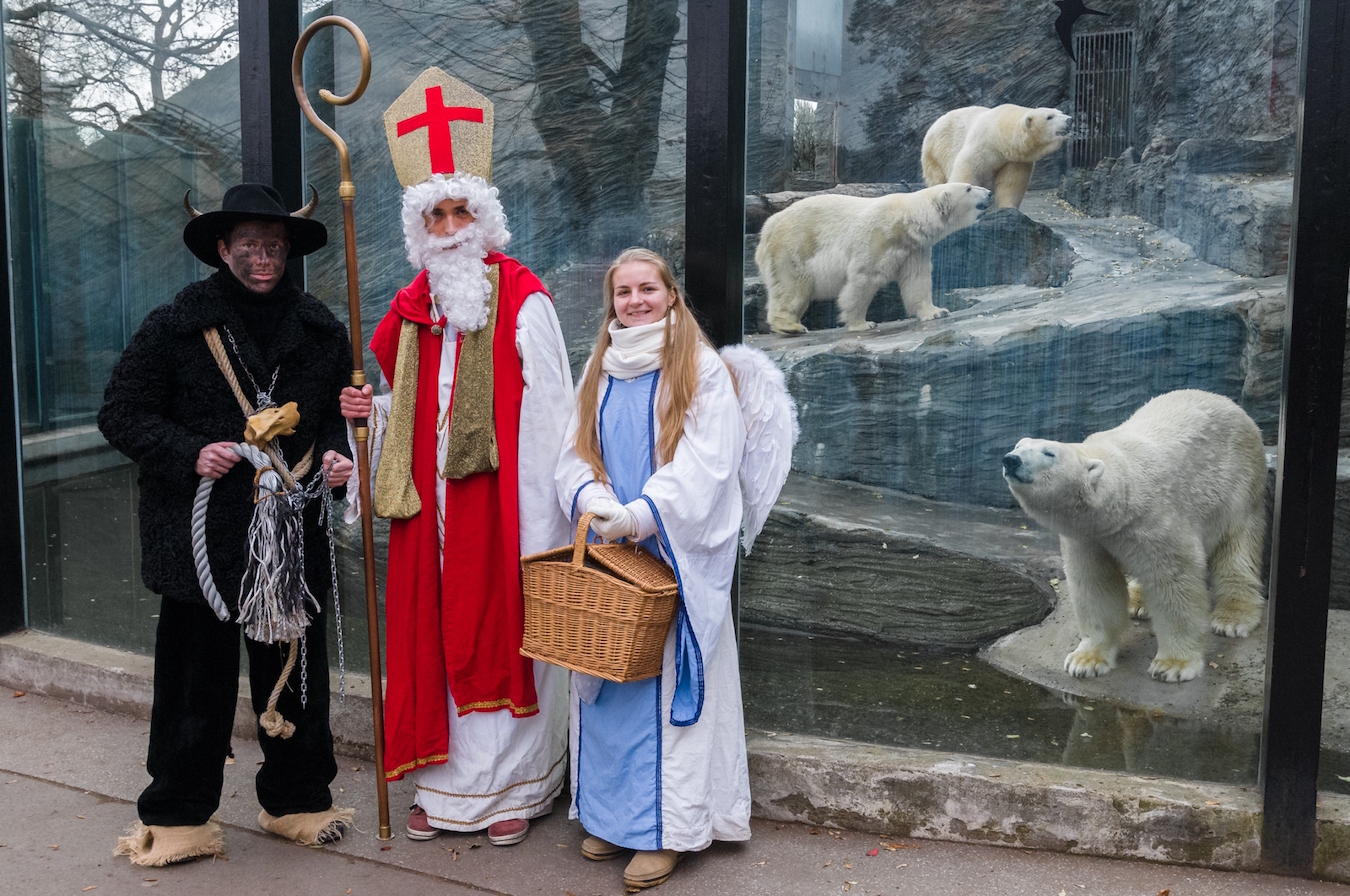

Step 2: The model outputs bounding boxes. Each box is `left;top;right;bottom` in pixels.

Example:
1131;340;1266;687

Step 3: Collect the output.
218;221;290;294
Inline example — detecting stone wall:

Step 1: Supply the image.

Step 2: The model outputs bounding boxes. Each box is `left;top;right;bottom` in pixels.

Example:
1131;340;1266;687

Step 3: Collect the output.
747;0;1296;203
1059;135;1294;277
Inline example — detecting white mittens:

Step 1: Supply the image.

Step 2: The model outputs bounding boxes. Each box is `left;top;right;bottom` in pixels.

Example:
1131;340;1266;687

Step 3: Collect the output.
585;495;639;541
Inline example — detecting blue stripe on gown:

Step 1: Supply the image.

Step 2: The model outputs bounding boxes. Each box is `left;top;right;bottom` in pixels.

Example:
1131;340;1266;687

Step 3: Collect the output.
576;371;665;850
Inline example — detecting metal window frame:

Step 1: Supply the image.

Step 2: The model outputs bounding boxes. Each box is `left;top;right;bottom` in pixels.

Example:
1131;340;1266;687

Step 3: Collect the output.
1259;0;1350;875
0;0;1347;876
0;29;23;633
239;0;306;284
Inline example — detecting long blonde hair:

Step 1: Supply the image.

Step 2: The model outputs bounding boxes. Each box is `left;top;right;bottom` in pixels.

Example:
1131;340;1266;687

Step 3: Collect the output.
574;248;715;484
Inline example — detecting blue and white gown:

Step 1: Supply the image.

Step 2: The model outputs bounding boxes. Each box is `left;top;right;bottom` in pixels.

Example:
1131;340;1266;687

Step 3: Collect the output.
555;342;752;853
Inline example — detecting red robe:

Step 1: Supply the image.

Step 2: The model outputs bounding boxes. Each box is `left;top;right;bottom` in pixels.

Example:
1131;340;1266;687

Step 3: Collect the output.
370;253;550;781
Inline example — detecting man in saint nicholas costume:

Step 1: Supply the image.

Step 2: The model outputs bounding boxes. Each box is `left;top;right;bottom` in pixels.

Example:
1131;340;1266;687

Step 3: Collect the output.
341;69;573;846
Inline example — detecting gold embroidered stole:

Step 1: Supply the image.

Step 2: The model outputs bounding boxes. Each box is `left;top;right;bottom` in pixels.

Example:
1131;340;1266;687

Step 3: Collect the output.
443;265;500;479
373;265;501;520
373;320;422;519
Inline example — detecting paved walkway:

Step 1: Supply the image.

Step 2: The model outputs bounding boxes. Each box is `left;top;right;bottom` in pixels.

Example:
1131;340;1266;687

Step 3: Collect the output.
1;688;1346;896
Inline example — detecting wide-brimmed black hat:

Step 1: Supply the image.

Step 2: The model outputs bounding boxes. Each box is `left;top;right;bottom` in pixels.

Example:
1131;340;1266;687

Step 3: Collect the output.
183;183;328;267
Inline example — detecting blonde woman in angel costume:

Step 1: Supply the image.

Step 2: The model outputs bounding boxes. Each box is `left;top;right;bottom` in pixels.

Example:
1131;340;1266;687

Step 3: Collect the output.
555;248;797;889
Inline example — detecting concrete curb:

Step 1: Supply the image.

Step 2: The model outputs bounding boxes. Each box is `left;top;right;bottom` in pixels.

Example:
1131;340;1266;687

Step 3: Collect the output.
6;628;1350;880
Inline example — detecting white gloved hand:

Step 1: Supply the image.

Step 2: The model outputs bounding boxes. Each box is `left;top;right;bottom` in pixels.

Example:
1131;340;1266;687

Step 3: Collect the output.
585;495;638;541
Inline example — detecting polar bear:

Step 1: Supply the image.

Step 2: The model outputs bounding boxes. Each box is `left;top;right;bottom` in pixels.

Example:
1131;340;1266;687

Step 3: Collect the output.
1001;390;1267;683
756;183;991;335
922;104;1071;209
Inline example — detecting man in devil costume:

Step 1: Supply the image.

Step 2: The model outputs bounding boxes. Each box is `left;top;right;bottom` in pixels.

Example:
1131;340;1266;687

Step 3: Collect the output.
100;183;355;864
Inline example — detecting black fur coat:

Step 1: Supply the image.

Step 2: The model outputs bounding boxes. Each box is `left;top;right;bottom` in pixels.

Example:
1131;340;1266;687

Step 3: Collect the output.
98;271;351;611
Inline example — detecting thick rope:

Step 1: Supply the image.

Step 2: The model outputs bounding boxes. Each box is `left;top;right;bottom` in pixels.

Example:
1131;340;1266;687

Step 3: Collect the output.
190;442;312;739
197;329;337;739
204;328;308;490
192;442;272;622
259;640;300;739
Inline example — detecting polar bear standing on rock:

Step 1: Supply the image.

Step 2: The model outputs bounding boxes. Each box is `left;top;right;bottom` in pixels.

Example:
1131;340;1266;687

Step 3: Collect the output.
922;104;1071;209
1001;390;1267;683
756;183;991;336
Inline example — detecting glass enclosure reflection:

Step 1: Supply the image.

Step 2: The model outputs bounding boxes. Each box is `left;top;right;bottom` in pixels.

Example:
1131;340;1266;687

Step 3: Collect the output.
302;0;690;672
7;0;1326;794
740;0;1299;785
12;0;692;666
10;0;241;649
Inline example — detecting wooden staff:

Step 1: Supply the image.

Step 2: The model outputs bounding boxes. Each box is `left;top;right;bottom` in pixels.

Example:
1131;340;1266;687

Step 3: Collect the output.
291;17;391;841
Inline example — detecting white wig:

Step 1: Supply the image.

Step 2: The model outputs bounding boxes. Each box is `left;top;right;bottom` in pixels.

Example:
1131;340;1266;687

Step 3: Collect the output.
401;173;512;333
400;172;510;266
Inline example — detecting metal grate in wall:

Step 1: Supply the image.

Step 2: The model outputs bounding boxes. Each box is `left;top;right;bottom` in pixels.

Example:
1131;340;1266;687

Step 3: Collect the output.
1070;29;1136;169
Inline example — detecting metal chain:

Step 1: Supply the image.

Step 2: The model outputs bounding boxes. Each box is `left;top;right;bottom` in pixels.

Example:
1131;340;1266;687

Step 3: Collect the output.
321;468;347;702
291;467;348;709
300;633;308;709
222;325;281;410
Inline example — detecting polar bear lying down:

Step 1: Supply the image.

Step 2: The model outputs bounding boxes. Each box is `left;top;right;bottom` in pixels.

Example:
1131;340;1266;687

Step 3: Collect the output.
756;182;992;336
1002;390;1267;683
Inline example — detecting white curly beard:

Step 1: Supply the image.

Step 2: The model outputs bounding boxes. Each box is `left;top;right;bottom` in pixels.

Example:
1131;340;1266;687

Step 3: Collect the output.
401;173;512;334
408;226;493;332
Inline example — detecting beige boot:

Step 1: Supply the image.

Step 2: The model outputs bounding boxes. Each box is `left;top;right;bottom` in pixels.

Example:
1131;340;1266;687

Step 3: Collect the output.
113;821;225;866
581;834;625;861
623;849;682;888
258;806;355;846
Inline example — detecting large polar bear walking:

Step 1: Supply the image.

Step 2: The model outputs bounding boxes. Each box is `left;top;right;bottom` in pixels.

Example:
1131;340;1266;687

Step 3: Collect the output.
756;182;991;335
1001;390;1267;683
922;104;1071;210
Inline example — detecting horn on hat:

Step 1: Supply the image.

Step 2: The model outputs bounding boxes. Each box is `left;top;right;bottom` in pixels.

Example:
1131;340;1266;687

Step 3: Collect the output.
291;183;320;219
183;191;203;220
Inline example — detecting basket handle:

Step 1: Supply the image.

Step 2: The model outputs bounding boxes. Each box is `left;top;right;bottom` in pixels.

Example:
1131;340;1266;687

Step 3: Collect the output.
572;512;596;567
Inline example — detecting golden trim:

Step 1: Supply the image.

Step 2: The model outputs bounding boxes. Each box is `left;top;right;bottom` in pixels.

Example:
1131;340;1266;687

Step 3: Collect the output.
418;766;566;827
385;751;450;781
414;752;567;801
454;695;539;716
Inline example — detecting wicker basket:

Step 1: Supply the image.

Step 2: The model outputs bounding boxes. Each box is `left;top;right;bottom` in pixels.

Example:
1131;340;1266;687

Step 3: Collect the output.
520;512;679;682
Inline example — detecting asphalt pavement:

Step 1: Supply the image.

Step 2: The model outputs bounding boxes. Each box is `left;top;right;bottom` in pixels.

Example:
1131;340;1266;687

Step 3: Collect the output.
1;687;1347;896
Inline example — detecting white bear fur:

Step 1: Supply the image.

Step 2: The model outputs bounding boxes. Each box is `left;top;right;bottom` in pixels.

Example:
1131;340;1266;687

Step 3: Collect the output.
756;183;992;336
922;104;1071;209
1002;390;1267;684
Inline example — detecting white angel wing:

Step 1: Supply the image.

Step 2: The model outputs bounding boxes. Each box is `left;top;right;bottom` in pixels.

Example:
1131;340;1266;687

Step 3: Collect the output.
719;343;800;554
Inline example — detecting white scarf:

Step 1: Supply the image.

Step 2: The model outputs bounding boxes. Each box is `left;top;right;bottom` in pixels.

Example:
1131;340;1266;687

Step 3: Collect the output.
601;316;668;379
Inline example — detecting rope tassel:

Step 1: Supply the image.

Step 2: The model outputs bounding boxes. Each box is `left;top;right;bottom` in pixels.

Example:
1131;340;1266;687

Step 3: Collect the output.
238;469;320;644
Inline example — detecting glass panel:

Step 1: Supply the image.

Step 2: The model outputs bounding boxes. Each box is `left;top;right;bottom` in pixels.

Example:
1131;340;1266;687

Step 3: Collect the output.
9;0;241;652
303;0;689;670
742;0;1296;785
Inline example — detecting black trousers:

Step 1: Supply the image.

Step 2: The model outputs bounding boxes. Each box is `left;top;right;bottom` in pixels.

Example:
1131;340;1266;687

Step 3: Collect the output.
137;596;338;826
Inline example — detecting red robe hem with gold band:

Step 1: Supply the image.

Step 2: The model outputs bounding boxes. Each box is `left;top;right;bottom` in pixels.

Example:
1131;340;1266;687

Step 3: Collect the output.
369;253;549;782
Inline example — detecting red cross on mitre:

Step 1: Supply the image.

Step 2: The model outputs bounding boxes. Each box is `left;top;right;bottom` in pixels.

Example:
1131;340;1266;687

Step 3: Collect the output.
384;68;494;187
396;86;484;175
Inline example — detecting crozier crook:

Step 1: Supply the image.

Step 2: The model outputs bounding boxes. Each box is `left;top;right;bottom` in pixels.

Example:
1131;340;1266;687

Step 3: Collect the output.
292;14;392;841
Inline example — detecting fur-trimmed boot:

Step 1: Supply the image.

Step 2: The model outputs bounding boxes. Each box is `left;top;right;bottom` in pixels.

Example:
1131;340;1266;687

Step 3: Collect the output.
113;821;225;866
257;806;355;846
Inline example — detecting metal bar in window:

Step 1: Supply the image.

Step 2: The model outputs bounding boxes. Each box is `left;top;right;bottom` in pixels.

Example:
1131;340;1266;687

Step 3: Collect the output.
0;76;26;633
685;0;747;635
1260;0;1350;876
685;0;748;350
238;0;304;225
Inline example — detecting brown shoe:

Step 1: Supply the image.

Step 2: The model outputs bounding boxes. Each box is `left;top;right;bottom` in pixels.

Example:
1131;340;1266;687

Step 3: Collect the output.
581;834;625;861
487;818;530;846
623;849;682;888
